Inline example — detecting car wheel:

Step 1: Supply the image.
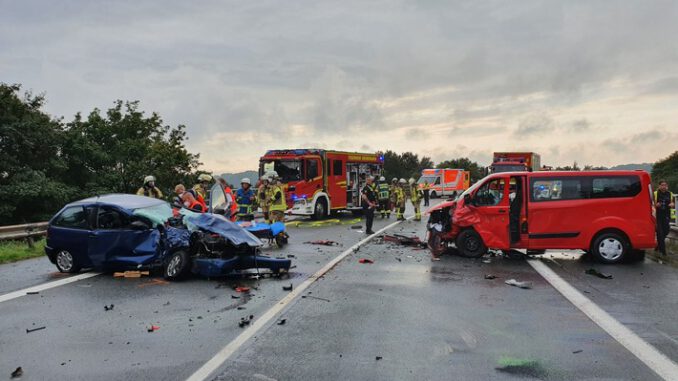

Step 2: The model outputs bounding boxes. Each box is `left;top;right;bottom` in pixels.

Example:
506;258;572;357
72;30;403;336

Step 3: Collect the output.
311;198;327;220
455;229;487;258
428;231;447;258
55;249;81;273
591;232;629;264
164;250;191;281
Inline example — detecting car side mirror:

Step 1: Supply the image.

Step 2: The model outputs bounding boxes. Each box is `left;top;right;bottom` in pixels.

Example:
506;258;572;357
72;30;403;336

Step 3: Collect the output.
130;220;151;230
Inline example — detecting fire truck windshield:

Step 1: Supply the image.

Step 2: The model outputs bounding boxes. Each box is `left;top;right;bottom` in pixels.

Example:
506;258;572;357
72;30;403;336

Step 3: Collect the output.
261;159;302;182
492;164;527;172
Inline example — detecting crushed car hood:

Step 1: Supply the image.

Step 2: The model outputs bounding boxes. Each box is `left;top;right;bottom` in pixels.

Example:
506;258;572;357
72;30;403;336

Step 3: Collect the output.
181;210;263;247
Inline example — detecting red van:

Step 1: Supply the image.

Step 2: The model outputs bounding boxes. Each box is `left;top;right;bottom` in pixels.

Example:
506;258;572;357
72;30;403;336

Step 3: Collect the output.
426;170;656;263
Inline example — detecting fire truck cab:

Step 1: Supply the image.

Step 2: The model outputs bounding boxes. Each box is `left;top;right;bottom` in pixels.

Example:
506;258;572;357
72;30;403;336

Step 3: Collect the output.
259;149;384;219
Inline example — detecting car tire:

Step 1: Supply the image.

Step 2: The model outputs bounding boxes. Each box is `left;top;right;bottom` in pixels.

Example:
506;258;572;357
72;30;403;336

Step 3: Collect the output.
311;198;327;220
591;231;629;264
428;231;447;258
163;250;191;281
55;249;81;273
455;229;487;258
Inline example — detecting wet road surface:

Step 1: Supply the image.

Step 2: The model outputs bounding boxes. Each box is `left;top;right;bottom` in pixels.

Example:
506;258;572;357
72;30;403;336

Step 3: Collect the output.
0;203;676;380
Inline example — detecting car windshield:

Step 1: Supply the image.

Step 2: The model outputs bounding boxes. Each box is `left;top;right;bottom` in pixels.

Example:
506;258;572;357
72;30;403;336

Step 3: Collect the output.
261;159;302;182
132;202;174;227
456;176;487;201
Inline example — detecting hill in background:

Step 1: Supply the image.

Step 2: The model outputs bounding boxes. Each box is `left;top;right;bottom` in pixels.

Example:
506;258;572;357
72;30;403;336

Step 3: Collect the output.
608;163;653;172
219;171;258;187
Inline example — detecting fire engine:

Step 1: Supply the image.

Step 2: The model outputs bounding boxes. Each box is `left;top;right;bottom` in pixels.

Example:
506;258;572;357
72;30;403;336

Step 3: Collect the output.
418;169;470;198
490;152;541;173
259;149;384;219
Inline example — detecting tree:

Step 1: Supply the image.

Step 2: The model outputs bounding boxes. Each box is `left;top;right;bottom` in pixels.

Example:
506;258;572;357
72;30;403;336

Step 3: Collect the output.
382;150;432;181
0;84;76;223
436;157;484;183
652;151;678;190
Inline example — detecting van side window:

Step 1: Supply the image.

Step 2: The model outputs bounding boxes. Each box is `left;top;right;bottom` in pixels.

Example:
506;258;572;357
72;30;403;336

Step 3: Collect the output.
475;178;506;206
592;176;641;198
531;178;584;201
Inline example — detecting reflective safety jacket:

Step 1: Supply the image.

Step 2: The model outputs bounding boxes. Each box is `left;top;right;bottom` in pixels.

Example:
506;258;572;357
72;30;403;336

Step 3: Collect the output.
269;185;287;212
394;187;406;204
258;184;270;207
409;185;422;202
136;186;163;199
236;188;255;206
377;183;390;201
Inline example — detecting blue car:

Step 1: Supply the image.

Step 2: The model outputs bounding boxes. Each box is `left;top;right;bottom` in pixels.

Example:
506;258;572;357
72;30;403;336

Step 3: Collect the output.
45;194;291;280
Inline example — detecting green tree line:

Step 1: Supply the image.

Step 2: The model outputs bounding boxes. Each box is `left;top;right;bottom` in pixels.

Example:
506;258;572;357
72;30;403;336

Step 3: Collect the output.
0;83;201;224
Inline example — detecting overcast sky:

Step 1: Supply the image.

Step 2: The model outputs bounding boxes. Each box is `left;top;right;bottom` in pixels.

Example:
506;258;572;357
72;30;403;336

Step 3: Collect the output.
2;0;677;172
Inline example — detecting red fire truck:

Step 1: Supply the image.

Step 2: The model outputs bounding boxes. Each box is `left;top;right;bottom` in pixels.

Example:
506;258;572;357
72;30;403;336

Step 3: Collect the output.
259;149;384;219
490;152;541;173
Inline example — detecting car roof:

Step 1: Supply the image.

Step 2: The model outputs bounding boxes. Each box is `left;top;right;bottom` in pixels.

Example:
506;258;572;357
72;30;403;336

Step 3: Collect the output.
67;194;167;210
491;170;649;177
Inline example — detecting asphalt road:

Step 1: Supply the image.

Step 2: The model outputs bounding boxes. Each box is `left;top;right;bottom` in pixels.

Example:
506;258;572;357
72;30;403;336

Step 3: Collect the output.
0;202;676;381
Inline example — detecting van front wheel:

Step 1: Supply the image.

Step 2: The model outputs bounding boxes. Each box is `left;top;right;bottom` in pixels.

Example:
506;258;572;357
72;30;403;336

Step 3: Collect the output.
455;229;487;258
591;232;629;264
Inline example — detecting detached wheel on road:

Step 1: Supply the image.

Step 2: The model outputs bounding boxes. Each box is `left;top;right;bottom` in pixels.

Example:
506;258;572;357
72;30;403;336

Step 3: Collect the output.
163;250;191;281
591;232;629;264
428;231;447;258
455;229;487;258
55;249;81;273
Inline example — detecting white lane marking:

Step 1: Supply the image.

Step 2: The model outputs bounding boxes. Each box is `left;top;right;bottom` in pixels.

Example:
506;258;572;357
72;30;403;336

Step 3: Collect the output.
0;272;101;304
528;259;678;381
185;217;412;381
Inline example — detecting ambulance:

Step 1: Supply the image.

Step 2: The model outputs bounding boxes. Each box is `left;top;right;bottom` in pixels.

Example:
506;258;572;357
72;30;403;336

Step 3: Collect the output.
418;169;470;198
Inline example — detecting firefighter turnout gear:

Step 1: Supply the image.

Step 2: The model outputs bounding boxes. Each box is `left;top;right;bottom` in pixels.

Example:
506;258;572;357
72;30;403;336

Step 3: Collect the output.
137;175;163;199
394;180;407;221
377;180;391;218
409;182;423;221
269;182;286;223
258;176;271;222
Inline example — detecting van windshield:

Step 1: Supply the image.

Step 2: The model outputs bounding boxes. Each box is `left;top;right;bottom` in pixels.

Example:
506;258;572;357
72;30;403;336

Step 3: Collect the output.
418;176;437;185
260;159;302;183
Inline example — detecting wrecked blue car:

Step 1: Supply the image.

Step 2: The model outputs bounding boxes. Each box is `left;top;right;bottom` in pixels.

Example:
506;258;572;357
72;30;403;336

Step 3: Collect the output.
45;194;291;280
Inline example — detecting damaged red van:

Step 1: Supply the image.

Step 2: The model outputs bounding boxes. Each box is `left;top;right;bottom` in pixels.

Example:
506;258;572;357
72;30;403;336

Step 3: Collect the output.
426;170;656;263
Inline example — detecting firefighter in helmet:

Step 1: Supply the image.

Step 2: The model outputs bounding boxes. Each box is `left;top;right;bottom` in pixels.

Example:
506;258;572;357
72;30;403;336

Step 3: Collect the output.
136;175;163;199
193;174;213;205
236;177;256;220
377;176;391;218
395;178;407;221
408;177;423;221
390;177;399;217
268;171;286;223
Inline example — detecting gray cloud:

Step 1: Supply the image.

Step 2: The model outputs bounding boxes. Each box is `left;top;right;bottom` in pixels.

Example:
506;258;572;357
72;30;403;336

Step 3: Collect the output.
514;114;555;136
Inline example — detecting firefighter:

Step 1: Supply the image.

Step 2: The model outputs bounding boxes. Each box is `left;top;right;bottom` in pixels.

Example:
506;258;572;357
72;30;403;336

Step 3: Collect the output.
258;174;271;223
236;178;255;220
193;174;213;205
395;178;407;221
409;178;423;221
377;176;391;218
654;180;675;256
174;184;205;212
268;172;286;223
136;175;163;199
390;177;399;217
422;180;431;206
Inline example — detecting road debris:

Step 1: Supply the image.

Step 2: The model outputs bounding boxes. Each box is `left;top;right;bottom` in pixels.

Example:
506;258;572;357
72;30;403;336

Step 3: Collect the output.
235;286;251;293
277;319;287;325
104;304;115;311
282;284;293;291
114;271;150;278
351;225;363;229
358;258;374;264
25;326;46;334
376;356;383;361
484;275;497;280
147;325;160;332
304;240;339;246
585;268;613;279
495;356;547;378
26;291;39;295
383;234;427;248
11;367;23;378
572;350;583;354
505;279;533;289
231;295;240;299
301;295;331;302
482;259;492;264
239;315;254;328
287;254;296;258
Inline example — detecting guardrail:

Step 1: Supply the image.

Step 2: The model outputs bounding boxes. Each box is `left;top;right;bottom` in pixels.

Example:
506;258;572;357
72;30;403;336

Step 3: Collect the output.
0;222;48;242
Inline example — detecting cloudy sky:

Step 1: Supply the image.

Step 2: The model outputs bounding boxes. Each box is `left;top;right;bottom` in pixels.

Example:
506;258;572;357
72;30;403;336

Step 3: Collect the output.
2;0;677;172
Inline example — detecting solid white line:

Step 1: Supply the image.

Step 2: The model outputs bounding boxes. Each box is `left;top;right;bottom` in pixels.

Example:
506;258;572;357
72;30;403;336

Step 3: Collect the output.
528;259;678;381
0;272;101;304
185;217;411;381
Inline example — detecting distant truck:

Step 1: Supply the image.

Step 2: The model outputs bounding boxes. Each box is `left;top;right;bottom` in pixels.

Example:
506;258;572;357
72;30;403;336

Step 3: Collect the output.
418;169;470;198
259;149;384;219
491;152;541;173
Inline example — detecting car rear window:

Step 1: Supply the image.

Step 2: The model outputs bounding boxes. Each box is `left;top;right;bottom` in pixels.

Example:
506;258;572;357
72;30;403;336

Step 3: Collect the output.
591;176;641;198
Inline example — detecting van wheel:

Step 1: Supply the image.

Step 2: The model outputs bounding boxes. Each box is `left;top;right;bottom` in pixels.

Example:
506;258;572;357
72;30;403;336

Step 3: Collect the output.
455;229;487;258
311;198;327;220
55;249;81;273
591;232;629;264
164;250;191;280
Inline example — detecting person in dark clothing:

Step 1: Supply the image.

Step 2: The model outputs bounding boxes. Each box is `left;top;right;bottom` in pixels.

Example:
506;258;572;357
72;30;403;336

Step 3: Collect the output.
361;176;378;235
422;181;430;207
654;180;675;256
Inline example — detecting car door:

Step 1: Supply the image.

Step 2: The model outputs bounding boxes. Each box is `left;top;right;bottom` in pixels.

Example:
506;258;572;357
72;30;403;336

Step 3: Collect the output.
48;205;96;268
89;205;151;267
210;183;227;214
471;176;510;249
326;154;347;209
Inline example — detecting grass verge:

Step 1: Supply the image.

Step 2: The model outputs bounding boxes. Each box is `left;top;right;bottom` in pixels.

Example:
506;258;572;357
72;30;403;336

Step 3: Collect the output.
0;239;46;264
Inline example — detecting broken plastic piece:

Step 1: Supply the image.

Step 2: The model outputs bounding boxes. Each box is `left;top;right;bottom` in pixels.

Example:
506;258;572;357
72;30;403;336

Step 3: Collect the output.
484;275;497;280
114;271;150;278
26;291;39;295
505;279;532;289
277;319;286;325
104;304;114;311
585;268;613;279
147;325;160;332
301;295;331;302
304;240;339;246
358;258;374;264
235;287;251;293
11;367;23;379
376;356;383;361
282;284;293;291
26;326;46;334
383;234;427;248
482;259;492;264
572;350;583;354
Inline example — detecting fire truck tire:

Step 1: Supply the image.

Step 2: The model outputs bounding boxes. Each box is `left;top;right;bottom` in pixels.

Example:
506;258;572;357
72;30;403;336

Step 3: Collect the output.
311;198;328;220
455;229;487;258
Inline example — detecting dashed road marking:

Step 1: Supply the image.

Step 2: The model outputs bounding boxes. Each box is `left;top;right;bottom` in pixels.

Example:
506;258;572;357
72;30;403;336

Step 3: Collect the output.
528;259;678;381
185;217;412;381
0;272;101;304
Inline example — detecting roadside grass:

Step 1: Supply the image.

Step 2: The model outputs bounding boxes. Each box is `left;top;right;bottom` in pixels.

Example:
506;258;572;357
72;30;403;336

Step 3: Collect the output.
0;239;46;264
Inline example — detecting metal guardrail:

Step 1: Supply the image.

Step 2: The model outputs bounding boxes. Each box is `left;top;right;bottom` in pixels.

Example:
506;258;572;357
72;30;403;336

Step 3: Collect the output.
0;222;48;242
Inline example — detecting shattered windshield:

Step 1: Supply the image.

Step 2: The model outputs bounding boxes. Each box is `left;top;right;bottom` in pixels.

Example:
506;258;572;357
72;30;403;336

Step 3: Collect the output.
261;159;302;182
133;202;174;227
